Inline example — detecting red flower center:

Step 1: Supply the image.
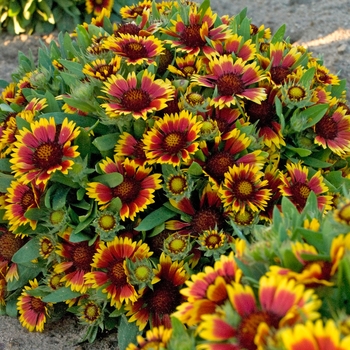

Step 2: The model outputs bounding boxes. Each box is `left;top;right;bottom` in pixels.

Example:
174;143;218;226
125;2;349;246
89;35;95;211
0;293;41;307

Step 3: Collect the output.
72;243;95;271
0;232;24;260
162;132;187;154
180;24;205;48
95;64;115;79
191;208;222;235
216;73;244;96
32;142;63;170
290;182;311;209
121;88;151;112
246;99;276;128
205;151;235;183
146;280;182;315
233;180;254;200
115;23;140;36
315;115;338;140
124;42;148;60
113;178;141;203
238;311;280;350
270;66;290;85
182;66;196;77
30;297;46;314
21;189;36;210
158;49;174;75
110;260;127;284
131;6;144;17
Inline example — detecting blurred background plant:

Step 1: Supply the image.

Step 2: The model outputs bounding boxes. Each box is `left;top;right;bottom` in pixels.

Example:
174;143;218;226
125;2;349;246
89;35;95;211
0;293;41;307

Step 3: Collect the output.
0;0;135;34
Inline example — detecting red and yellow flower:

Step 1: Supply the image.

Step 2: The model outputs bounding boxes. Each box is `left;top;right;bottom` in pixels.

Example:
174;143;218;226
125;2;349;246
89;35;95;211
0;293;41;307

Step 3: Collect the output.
143;110;202;166
86;156;162;221
277;319;350;350
161;5;230;55
219;163;272;214
314;106;350;156
192;55;267;108
82;56;122;80
85;0;114;16
126;253;188;330
103;34;164;65
4;180;44;232
279;162;333;211
85;236;152;308
101;70;174;119
174;252;242;326
17;279;52;332
10;117;80;185
54;229;99;293
197;275;321;350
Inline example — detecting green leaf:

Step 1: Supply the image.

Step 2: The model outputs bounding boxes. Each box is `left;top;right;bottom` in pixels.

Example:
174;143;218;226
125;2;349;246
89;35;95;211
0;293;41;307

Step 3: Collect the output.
271;24;286;44
117;315;139;350
6;297;19;317
299;67;315;86
135;206;177;231
168;316;196;350
12;237;40;264
42;287;82;303
302;157;333;168
301;103;329;129
0;173;14;192
92;173;123;188
0;158;11;172
188;161;202;176
24;208;45;221
92;133;120;152
285;145;312;157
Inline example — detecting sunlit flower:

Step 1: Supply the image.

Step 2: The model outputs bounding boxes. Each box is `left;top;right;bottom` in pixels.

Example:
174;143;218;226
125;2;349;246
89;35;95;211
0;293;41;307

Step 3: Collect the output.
314;106;350;156
120;0;152;19
279;162;332;211
166;183;228;236
162;5;230;55
245;84;286;148
198;127;265;187
101;70;174;119
197;275;321;350
203;33;256;62
167;54;203;78
277;319;350;350
143;110;202;166
115;132;147;165
4;180;43;232
308;59;341;85
219;163;271;214
126;326;173;350
86;156;162;221
192;55;267;108
85;0;114;16
17;279;52;332
174;252;242;326
103;34;164;65
82;56;122;80
54;229;99;293
85;236;152;308
334;199;350;226
258;42;302;85
10;117;80;185
126;253;188;330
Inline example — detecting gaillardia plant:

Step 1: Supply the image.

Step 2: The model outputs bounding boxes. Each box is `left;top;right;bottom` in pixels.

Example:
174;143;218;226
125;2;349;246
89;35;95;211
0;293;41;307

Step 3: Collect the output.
1;0;350;349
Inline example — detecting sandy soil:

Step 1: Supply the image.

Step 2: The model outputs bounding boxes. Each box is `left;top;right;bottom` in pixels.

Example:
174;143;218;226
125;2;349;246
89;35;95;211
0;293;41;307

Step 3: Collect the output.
0;0;350;349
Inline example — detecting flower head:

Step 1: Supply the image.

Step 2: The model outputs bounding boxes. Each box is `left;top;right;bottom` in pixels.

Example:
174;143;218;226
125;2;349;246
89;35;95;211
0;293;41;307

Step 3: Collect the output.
143;110;202;166
17;279;52;332
101;70;174;119
10;117;80;185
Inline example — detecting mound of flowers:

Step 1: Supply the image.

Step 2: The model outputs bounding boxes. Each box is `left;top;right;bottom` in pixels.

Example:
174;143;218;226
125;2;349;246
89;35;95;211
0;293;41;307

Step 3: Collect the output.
1;0;350;348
